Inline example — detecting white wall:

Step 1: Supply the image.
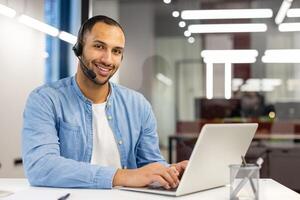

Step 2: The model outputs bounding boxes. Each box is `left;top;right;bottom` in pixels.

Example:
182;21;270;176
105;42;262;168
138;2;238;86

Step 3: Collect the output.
0;0;45;177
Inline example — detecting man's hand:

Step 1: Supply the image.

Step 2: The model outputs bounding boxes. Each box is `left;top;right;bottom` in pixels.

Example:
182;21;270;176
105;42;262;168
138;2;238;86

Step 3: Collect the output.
170;160;188;178
113;162;180;189
113;161;189;189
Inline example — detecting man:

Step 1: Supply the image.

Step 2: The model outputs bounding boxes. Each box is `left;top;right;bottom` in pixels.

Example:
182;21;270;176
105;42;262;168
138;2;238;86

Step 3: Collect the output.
22;15;187;189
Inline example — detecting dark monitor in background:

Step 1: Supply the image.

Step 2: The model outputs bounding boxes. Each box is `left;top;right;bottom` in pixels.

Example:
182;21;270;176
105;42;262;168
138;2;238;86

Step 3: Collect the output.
195;98;240;119
274;102;300;120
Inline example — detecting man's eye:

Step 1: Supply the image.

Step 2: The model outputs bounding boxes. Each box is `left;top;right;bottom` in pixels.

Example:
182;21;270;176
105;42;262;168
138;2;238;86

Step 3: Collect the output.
95;44;104;49
113;49;122;55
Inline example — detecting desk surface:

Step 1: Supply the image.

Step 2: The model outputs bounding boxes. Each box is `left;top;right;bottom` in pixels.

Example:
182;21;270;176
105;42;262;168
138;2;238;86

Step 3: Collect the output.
0;178;300;200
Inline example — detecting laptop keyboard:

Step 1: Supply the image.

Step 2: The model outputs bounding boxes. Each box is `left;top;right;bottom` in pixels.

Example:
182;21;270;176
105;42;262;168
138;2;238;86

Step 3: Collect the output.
148;185;178;192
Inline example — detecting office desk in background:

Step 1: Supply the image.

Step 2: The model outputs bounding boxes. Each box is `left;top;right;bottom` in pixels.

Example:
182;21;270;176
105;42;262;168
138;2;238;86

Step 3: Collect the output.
168;133;300;163
1;178;300;200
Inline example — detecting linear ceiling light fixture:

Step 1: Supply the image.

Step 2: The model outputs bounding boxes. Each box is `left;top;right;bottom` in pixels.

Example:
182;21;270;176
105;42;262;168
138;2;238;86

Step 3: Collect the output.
18;14;59;36
156;73;173;86
59;31;77;45
278;22;300;32
262;49;300;63
181;9;273;20
240;79;282;92
206;62;213;99
287;8;300;17
201;50;259;99
0;3;76;45
0;3;16;18
275;0;293;24
188;23;267;34
224;63;232;99
201;50;259;63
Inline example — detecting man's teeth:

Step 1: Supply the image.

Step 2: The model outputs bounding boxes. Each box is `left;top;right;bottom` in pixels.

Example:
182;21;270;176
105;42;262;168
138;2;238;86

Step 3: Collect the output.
97;66;109;72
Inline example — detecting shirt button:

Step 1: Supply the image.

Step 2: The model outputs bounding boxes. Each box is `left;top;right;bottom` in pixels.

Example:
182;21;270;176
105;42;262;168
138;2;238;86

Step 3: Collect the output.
108;102;111;106
107;116;112;120
118;140;123;145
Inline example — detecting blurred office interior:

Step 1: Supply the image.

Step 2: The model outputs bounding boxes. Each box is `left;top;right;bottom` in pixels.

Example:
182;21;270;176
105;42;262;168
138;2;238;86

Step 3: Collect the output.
1;0;300;192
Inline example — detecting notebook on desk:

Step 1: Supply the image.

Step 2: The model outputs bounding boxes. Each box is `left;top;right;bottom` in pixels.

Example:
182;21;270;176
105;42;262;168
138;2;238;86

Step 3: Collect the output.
118;123;258;196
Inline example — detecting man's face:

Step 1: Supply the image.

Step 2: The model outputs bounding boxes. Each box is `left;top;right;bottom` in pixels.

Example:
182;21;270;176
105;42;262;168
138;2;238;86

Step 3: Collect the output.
81;22;125;85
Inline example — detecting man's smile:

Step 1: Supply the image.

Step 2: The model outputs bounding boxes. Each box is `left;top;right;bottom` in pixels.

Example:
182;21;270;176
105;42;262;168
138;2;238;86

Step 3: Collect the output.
94;63;113;77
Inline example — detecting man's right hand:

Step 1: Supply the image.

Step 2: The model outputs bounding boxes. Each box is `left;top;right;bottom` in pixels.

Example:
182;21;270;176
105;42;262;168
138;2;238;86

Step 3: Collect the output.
112;162;179;189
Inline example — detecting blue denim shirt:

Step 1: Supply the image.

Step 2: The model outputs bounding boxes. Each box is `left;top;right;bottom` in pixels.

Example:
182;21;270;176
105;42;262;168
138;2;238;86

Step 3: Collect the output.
22;76;167;189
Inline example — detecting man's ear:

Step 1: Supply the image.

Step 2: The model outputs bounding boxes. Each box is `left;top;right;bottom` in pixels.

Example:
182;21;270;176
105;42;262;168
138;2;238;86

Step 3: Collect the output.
121;54;124;61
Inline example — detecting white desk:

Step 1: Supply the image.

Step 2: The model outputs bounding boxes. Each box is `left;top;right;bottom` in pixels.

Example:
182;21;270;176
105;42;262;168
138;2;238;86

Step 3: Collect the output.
1;178;300;200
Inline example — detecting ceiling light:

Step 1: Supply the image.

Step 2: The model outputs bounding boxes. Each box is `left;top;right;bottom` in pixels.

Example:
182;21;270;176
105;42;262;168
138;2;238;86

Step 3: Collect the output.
181;9;273;20
0;3;16;18
163;0;171;4
278;22;300;32
156;73;173;86
188;37;195;43
262;49;300;63
172;11;180;18
204;57;256;64
179;21;186;28
59;31;77;45
184;30;191;37
188;23;267;33
206;63;213;99
233;79;244;91
287;8;300;17
224;63;232;99
18;14;59;36
201;50;259;63
201;50;259;58
240;79;282;92
275;0;293;24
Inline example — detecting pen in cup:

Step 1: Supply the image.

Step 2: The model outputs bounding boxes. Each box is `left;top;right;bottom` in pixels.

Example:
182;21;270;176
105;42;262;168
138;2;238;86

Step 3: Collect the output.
230;157;263;198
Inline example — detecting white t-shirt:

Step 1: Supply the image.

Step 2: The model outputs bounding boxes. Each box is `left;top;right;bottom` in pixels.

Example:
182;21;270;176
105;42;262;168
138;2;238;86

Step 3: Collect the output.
90;102;121;169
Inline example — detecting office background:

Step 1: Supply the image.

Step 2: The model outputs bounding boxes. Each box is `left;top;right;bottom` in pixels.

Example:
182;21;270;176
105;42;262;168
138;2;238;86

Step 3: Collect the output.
1;0;300;192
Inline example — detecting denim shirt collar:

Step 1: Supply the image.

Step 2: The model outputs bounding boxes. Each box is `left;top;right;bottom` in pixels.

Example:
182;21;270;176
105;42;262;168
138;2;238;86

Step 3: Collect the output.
71;75;115;105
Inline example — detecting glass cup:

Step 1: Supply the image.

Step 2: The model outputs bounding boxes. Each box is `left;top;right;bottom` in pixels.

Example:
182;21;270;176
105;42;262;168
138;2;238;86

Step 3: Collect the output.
229;164;260;200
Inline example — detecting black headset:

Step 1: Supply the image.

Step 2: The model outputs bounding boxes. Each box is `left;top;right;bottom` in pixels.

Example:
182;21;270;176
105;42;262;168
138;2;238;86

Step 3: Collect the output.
72;19;97;80
72;20;85;57
72;42;82;57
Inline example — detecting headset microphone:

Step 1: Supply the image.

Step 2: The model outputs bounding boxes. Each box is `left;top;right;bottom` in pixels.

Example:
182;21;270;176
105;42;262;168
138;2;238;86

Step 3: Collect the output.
72;45;97;80
77;56;97;80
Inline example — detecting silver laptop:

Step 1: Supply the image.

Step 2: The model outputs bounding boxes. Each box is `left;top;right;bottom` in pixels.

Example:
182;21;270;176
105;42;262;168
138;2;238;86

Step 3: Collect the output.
118;123;258;196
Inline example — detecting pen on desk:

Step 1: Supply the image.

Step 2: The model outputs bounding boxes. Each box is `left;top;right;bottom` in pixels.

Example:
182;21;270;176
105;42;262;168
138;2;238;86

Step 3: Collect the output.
57;193;70;200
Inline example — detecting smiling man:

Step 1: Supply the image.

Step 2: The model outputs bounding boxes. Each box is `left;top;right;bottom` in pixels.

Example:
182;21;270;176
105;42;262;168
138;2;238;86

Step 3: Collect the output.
22;15;187;189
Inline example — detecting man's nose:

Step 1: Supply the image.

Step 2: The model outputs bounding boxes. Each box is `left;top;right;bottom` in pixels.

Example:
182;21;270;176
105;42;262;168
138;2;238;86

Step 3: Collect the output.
100;50;113;66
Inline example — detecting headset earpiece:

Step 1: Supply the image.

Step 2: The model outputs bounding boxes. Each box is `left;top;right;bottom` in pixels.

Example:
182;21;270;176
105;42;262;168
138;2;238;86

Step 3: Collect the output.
72;42;82;57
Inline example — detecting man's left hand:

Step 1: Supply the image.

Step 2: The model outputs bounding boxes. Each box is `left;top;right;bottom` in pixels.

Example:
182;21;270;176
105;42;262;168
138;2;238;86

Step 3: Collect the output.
170;160;188;178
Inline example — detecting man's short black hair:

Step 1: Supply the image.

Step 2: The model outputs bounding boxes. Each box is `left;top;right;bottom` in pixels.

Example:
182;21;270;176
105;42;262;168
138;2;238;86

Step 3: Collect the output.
77;15;124;46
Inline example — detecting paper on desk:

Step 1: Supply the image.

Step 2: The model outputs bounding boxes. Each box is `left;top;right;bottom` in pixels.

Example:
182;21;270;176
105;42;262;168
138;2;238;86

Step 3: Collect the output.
3;188;70;200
